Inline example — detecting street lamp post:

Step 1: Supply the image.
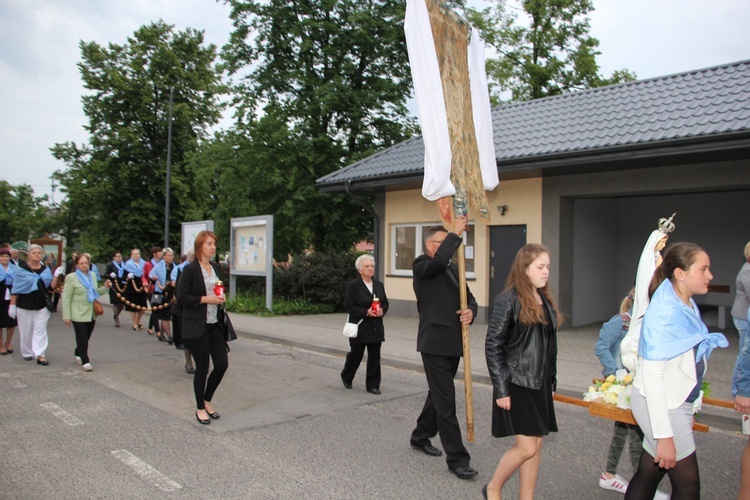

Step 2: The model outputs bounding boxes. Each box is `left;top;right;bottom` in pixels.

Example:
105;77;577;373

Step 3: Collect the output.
164;86;174;248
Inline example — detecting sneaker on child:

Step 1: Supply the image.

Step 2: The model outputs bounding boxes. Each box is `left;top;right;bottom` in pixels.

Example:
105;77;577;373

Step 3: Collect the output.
599;473;628;494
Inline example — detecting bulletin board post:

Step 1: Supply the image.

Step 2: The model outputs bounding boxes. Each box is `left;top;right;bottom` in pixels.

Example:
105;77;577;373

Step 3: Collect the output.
229;215;274;311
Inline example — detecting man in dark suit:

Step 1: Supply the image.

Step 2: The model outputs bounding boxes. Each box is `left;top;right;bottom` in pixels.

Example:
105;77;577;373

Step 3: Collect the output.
409;215;478;480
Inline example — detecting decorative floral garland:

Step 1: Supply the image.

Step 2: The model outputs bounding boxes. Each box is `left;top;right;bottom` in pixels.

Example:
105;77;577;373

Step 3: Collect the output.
113;278;172;312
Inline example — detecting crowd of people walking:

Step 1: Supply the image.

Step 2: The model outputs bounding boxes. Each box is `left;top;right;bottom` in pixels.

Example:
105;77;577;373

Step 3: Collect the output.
0;241;205;374
4;218;750;498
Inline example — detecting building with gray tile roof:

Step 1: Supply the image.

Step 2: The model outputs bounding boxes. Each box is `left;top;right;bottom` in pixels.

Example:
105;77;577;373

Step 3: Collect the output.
316;59;750;327
317;59;750;192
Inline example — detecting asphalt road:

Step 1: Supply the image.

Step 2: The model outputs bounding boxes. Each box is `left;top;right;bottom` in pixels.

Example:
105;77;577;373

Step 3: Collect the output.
0;313;746;499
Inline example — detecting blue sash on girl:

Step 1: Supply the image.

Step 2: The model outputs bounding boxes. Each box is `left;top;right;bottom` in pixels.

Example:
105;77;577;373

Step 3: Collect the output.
75;269;100;302
150;260;168;293
641;279;728;362
0;263;17;285
171;261;188;281
124;258;145;278
11;265;52;295
112;260;125;279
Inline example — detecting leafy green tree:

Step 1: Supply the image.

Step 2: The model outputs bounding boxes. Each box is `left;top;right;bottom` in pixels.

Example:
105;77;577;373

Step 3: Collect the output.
466;0;636;103
219;0;417;255
0;181;51;242
51;21;226;259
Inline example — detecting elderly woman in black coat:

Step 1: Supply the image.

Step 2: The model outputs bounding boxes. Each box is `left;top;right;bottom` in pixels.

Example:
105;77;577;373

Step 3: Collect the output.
340;254;389;394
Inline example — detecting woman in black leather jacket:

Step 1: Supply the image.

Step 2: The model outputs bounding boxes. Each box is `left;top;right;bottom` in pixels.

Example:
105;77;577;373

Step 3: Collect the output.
483;243;562;500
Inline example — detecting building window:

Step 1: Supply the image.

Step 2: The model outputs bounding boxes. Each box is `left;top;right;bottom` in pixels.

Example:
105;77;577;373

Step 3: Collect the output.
393;225;416;274
391;222;475;277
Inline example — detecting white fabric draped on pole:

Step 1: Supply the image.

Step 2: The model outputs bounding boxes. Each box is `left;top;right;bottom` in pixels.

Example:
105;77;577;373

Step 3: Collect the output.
469;27;499;191
404;0;454;201
404;0;498;200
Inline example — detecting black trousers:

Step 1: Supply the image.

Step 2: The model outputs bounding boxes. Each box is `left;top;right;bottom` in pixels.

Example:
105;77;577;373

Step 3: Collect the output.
341;342;381;390
147;294;159;332
411;353;470;469
183;323;228;410
72;320;95;364
171;314;183;348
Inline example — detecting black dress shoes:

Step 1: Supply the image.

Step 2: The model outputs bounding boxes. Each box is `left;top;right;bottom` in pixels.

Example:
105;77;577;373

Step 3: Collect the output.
195;411;210;425
341;375;352;389
207;411;220;419
410;442;443;457
450;466;479;480
366;388;381;395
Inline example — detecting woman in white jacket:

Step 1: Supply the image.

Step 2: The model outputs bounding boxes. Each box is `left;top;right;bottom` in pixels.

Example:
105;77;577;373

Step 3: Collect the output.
625;242;727;499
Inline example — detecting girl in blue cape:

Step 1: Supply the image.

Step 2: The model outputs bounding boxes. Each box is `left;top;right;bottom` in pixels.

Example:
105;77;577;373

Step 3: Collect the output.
123;248;148;330
149;248;176;343
626;243;728;499
104;250;126;327
0;247;18;354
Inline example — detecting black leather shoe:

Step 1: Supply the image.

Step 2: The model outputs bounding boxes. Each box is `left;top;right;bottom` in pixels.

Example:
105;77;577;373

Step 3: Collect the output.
185;365;195;375
207;411;220;419
24;356;33;361
366;388;381;395
410;442;442;457
450;466;478;479
195;411;210;425
482;484;488;499
341;375;352;389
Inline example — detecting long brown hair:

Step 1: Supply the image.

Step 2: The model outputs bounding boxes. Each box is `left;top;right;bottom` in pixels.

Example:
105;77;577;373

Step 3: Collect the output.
193;230;218;262
504;243;562;325
648;242;705;299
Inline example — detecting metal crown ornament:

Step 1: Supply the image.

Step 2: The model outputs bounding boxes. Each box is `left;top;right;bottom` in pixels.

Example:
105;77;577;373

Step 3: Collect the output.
658;213;676;234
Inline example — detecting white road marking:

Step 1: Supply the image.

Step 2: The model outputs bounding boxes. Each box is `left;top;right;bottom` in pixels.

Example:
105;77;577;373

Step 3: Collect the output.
39;402;83;426
111;450;182;492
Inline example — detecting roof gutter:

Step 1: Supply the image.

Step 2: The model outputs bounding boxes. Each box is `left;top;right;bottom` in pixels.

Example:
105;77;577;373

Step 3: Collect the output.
320;132;750;192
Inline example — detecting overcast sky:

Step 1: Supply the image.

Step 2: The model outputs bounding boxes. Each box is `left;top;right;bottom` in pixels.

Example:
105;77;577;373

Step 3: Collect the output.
1;0;748;201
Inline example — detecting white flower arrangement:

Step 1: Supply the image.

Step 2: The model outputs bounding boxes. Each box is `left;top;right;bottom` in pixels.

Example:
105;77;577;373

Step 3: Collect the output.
583;369;633;409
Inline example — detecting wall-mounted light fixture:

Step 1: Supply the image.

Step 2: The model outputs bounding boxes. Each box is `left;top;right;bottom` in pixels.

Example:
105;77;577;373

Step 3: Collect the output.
497;205;508;216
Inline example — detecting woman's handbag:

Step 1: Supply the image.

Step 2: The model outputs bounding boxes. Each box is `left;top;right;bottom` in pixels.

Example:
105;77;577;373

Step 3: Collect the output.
342;316;363;338
223;310;237;342
44;294;57;313
93;299;104;316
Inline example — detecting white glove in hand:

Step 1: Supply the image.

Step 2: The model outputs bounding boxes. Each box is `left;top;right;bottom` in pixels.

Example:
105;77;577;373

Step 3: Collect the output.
8;305;17;319
54;266;65;277
127;273;134;280
110;272;116;278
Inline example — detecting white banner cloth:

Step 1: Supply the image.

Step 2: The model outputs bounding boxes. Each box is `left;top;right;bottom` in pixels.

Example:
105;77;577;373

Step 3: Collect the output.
404;0;454;201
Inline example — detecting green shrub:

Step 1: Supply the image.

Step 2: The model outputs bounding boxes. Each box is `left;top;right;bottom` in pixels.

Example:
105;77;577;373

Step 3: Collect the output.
226;250;364;312
225;293;337;316
274;251;360;307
